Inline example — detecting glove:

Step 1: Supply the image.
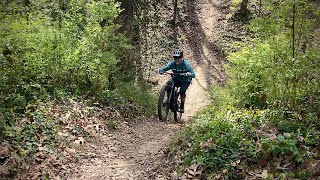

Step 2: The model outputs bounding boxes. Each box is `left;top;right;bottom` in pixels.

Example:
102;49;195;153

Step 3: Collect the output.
186;72;192;77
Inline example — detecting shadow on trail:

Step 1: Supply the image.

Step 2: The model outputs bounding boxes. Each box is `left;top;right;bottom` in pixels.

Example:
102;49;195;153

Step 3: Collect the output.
179;0;228;85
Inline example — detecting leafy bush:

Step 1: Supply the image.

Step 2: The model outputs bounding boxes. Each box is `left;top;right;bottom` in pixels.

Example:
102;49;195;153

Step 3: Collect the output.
96;81;157;117
177;108;261;172
5;111;60;156
0;0;128;112
227;0;320;112
175;107;318;178
173;2;319;178
115;81;157;116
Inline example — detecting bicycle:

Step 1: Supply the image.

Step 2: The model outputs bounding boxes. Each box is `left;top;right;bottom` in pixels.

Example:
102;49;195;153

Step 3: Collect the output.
158;72;185;122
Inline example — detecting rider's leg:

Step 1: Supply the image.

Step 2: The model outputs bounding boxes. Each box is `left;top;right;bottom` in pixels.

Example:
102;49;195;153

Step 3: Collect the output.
179;81;191;112
180;94;186;108
165;79;173;101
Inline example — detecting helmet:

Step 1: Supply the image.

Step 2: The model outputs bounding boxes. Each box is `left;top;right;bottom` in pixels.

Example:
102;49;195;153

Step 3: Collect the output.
172;49;183;58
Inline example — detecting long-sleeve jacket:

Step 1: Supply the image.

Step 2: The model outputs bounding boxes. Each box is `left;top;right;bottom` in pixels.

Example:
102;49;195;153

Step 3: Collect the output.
160;59;195;82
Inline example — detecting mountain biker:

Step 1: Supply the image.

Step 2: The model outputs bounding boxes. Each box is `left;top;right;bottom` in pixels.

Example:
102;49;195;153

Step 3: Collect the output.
159;49;195;113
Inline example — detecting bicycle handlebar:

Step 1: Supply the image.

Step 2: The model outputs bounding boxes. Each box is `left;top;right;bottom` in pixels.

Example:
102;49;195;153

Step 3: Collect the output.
161;72;187;76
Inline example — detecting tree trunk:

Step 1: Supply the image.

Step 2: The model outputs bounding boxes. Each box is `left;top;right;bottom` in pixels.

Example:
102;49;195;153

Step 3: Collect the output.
117;0;134;69
116;0;136;74
239;0;249;17
107;0;136;88
259;0;262;16
173;0;178;44
292;2;295;59
117;0;134;40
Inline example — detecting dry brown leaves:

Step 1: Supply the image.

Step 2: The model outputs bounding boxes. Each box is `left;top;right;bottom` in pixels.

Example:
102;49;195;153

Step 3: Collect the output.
1;98;126;179
0;143;15;176
181;164;203;180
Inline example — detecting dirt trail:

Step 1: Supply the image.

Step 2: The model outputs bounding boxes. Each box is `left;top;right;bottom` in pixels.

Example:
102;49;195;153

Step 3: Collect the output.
68;118;180;179
67;0;225;179
185;0;226;117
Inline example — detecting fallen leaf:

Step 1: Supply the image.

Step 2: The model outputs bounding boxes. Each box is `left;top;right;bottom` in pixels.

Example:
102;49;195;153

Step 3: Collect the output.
74;137;85;145
215;174;221;179
222;169;228;174
232;159;241;167
38;146;48;151
297;135;304;142
31;171;42;180
283;133;291;138
65;148;76;154
58;131;69;138
185;164;201;179
256;169;268;178
0;144;13;156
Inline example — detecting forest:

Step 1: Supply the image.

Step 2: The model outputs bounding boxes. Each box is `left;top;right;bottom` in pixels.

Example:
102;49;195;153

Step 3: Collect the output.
0;0;319;179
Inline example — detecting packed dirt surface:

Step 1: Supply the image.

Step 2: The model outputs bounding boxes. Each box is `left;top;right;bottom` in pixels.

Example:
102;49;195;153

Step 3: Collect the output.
183;0;228;118
67;0;227;179
67;118;180;179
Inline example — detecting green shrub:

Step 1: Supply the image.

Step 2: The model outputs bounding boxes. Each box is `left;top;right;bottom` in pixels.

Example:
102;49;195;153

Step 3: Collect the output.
178;108;265;173
175;107;318;177
226;0;320;112
172;0;319;178
262;136;303;163
115;81;157;116
5;111;59;155
0;0;127;112
97;82;157;117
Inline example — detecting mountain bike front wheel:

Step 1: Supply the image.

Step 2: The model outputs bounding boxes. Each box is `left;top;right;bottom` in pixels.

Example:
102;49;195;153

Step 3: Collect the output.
158;84;170;121
174;111;182;122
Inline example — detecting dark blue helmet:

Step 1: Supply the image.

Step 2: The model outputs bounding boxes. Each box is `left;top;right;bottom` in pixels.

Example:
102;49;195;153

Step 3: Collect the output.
173;49;183;58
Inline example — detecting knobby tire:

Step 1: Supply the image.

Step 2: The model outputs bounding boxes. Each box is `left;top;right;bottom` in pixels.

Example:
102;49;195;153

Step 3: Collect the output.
158;84;170;121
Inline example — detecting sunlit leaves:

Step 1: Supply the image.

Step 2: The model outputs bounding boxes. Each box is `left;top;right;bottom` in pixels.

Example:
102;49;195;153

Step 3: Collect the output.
0;0;128;109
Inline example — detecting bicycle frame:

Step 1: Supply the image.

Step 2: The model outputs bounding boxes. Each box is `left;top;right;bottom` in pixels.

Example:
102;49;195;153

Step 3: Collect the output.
165;76;180;112
158;72;184;121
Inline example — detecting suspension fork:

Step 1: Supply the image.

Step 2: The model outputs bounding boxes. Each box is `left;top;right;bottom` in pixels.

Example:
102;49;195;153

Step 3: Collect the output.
167;79;175;104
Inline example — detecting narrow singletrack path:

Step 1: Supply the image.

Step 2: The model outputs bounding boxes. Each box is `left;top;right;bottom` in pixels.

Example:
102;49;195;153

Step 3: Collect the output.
68;0;225;179
68;118;180;179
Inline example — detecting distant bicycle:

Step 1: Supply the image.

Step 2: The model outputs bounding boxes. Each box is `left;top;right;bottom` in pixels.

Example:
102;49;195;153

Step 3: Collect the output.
158;72;186;122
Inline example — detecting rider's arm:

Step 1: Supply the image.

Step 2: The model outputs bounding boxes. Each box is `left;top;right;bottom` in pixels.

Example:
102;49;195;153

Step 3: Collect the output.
185;61;196;78
160;61;173;73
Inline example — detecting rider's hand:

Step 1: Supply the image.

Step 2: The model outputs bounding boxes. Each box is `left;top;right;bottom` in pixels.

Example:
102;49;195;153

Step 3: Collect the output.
186;72;192;77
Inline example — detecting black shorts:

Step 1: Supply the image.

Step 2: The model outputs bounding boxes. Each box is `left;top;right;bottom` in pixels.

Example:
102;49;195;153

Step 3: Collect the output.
173;79;191;96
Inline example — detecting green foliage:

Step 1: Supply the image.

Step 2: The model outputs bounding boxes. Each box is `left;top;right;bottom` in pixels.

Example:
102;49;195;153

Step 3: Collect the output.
230;0;245;13
99;90;126;106
179;108;263;173
0;111;5;140
174;0;319;178
0;0;127;112
227;0;320;111
5;111;59;156
115;81;157;116
176;107;318;178
96;81;157;117
262;137;303;163
107;118;117;129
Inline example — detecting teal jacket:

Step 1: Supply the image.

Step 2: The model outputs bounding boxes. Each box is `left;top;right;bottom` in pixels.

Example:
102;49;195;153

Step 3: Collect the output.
160;59;195;82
